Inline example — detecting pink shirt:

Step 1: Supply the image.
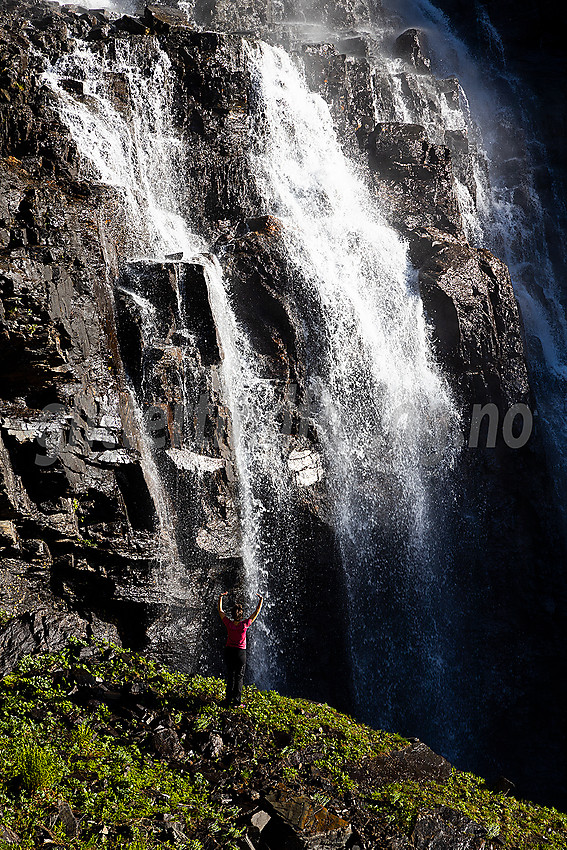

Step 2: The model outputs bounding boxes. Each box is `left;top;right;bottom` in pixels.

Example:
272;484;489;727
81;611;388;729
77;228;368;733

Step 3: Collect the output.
223;616;252;649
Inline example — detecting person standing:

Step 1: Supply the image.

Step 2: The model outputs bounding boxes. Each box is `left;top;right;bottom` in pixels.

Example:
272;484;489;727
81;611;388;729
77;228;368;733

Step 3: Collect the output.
218;591;263;707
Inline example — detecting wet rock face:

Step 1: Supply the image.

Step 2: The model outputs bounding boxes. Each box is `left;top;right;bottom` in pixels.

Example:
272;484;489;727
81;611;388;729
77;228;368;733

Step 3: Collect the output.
419;244;529;410
395;28;431;72
0;5;539;624
368;122;463;239
221;227;304;385
0;2;192;642
193;0;373;32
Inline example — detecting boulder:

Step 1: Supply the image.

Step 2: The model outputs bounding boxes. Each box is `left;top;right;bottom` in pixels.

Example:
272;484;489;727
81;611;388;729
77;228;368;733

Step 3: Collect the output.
0;519;17;548
349;741;452;786
0;608;87;676
251;809;271;831
149;726;185;760
0;824;19;844
144;4;190;32
419;243;530;410
263;789;352;849
395;28;432;72
114;15;148;35
412;806;496;849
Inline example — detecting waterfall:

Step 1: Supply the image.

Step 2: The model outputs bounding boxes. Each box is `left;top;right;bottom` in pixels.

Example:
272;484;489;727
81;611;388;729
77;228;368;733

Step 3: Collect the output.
44;39;203;261
245;43;460;724
43;39;206;580
363;0;567;799
44;26;463;723
381;0;567;527
202;256;284;683
35;0;566;806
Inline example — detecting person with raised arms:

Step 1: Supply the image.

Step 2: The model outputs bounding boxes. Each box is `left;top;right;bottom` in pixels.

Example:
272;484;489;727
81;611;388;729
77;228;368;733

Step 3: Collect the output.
217;591;263;707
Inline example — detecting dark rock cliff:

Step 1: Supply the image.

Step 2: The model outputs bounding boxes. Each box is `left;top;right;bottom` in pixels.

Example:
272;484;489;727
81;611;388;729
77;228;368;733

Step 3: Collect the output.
428;0;567;214
0;0;565;809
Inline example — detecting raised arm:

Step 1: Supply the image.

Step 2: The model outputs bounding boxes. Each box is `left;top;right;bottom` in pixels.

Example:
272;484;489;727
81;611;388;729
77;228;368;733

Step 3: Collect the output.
250;593;263;624
218;591;228;621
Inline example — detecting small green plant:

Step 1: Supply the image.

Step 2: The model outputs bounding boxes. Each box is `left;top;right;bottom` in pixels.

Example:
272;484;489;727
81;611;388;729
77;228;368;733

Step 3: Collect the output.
312;791;331;807
193;703;221;731
9;735;63;795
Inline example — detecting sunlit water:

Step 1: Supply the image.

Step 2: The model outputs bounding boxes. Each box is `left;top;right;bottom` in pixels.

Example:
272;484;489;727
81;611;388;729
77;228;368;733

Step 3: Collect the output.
246;42;460;719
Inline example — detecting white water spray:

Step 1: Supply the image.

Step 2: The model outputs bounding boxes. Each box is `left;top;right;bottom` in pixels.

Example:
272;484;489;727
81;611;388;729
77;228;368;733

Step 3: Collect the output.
202;255;285;680
246;42;460;709
54;0;136;13
44;40;203;261
381;0;567;524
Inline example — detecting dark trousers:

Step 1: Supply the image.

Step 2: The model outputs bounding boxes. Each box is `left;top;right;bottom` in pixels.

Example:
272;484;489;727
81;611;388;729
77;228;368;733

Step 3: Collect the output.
224;647;246;705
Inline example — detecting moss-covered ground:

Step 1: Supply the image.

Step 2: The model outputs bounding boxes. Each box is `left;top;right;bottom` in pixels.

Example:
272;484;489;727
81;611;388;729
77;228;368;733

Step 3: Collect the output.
0;640;565;848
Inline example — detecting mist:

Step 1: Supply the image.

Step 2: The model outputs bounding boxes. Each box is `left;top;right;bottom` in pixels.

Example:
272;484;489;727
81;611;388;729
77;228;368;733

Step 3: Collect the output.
53;0;140;15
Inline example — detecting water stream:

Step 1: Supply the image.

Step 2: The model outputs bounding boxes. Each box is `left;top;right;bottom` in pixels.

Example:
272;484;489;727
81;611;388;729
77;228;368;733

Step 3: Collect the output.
246;42;460;725
380;0;567;527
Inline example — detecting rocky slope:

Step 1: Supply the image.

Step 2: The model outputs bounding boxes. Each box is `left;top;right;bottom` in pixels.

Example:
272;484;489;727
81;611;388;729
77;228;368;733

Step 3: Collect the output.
0;627;566;849
0;0;566;809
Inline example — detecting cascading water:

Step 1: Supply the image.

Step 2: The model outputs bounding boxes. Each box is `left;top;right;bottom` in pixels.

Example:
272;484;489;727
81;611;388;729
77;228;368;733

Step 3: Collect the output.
379;0;567;529
44;40;202;260
202;256;284;684
245;42;461;729
353;0;567;799
43;38;207;582
54;0;136;14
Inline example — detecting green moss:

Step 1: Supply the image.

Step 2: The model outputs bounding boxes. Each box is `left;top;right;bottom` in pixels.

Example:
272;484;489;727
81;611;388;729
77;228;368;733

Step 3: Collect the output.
0;641;564;849
367;773;567;848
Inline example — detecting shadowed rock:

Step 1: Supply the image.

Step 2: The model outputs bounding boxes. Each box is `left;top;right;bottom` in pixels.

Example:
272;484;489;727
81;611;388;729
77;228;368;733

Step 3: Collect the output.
412;806;497;849
349;741;453;786
395;28;432;73
0;608;120;676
